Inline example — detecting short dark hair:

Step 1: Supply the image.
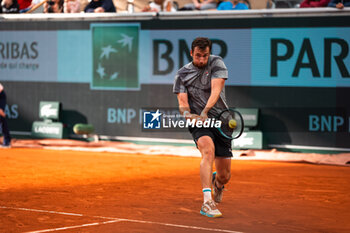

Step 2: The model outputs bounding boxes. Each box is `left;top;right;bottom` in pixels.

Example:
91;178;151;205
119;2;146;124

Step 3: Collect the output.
191;37;212;52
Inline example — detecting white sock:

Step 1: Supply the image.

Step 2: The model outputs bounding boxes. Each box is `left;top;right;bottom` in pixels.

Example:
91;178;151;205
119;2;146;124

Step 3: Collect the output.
203;188;212;203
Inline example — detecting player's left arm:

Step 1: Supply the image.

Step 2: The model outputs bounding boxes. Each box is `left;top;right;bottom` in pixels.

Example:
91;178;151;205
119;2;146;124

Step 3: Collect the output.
200;78;225;119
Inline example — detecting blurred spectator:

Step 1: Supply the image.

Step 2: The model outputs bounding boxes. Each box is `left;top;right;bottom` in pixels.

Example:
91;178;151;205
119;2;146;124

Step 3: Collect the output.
19;0;44;13
17;0;30;10
328;0;350;8
79;0;88;11
142;0;176;12
217;0;249;10
1;0;20;12
300;0;330;7
180;0;218;10
84;0;116;12
64;0;80;12
43;0;64;12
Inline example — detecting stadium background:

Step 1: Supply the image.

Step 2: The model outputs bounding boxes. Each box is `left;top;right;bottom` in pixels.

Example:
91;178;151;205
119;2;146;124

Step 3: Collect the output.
1;5;350;233
0;8;349;151
113;0;275;12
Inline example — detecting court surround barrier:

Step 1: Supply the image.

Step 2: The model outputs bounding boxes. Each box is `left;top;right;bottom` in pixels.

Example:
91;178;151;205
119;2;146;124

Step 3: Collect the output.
1;8;350;152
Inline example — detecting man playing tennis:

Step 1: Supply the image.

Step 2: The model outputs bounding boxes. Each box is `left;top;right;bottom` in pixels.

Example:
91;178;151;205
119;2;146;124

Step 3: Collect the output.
173;37;232;217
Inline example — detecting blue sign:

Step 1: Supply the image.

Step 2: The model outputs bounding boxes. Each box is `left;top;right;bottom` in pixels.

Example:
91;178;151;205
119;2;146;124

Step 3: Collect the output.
2;27;350;88
251;28;350;87
143;110;162;129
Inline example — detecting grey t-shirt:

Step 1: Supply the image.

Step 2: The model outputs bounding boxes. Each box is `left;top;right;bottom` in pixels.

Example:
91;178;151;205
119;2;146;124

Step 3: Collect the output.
173;55;229;118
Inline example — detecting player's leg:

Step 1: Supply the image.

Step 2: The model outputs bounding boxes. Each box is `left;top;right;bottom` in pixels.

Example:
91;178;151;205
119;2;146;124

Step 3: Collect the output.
197;135;222;217
197;136;215;194
215;157;231;187
213;157;231;203
211;128;232;203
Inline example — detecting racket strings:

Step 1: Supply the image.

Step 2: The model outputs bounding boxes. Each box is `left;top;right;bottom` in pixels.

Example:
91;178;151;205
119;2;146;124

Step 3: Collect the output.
219;110;244;139
220;112;235;136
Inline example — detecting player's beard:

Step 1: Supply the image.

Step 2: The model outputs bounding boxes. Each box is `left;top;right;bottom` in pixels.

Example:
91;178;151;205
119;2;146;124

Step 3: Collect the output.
193;61;208;69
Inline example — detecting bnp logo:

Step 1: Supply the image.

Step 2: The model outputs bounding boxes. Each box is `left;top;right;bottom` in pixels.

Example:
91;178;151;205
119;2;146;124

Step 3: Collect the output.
91;24;139;90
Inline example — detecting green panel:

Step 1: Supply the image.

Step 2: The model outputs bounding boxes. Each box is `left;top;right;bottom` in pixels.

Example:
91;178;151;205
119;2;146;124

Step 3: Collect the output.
32;121;65;139
232;131;263;149
39;101;61;120
91;24;140;90
236;108;259;128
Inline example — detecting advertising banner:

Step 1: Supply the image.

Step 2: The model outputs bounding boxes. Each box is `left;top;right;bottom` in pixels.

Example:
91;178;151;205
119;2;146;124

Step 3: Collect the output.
0;31;57;82
2;26;349;88
251;28;350;87
1;15;350;150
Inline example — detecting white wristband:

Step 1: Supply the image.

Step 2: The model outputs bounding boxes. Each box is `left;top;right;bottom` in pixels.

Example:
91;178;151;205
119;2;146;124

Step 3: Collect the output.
183;111;190;118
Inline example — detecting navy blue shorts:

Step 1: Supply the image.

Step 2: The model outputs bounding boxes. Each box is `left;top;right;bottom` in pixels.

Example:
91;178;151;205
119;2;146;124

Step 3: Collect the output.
189;127;233;158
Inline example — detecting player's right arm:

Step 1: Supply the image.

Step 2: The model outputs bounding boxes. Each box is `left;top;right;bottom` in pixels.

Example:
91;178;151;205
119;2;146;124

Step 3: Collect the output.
177;93;191;118
174;71;200;120
177;93;200;120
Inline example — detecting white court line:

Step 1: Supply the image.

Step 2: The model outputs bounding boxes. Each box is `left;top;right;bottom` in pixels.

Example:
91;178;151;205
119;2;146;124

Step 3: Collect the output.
0;206;243;233
25;220;122;233
115;218;243;233
0;206;83;217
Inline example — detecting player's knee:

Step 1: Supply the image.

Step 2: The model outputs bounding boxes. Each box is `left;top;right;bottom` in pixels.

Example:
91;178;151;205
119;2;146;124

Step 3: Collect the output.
203;145;214;155
201;148;215;163
197;138;215;159
217;171;231;184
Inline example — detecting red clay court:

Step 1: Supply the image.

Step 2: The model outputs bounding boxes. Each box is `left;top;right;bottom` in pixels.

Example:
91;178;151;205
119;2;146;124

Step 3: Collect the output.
1;141;349;233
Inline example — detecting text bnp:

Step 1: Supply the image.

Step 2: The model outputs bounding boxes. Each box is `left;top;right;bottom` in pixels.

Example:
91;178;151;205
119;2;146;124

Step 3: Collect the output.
309;115;349;132
153;39;227;75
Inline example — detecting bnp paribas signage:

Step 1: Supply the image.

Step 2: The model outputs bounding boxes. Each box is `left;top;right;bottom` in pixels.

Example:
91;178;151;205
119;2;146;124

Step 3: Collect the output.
91;24;140;90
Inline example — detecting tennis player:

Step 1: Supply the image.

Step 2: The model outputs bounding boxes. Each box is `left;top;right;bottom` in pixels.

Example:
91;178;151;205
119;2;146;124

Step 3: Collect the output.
173;37;232;217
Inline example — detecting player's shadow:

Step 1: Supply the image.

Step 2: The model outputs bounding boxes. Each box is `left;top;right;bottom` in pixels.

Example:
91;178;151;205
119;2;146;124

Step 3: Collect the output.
259;114;292;148
60;110;88;136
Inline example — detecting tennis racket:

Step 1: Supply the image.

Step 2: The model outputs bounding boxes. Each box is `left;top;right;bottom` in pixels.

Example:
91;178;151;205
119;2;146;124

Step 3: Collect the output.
216;108;244;139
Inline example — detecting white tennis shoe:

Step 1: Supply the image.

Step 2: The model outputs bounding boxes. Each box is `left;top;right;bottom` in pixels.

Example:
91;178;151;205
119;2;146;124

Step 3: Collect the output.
200;200;222;218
